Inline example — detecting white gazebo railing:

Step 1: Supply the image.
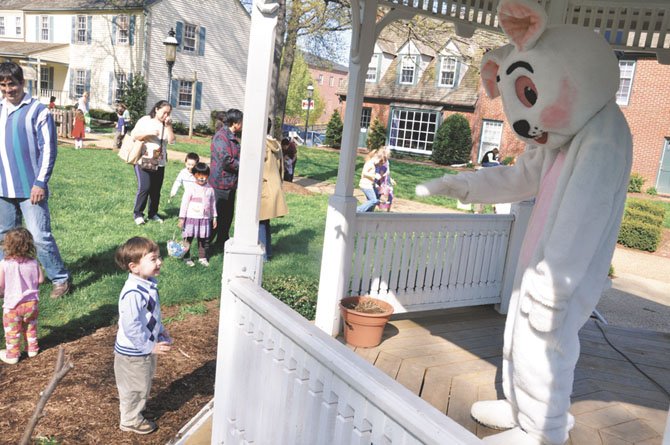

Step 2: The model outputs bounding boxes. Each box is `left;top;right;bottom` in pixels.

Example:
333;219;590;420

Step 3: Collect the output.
349;213;513;312
210;278;482;445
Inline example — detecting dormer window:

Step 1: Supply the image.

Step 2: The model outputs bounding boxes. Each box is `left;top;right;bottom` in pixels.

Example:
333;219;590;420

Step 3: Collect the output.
438;57;458;87
400;56;416;85
366;54;379;82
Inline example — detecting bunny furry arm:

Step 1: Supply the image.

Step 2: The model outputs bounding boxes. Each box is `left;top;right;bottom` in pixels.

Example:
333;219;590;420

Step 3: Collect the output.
416;147;545;204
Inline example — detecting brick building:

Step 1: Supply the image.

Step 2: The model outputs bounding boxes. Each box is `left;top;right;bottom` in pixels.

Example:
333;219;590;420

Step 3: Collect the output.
303;52;348;125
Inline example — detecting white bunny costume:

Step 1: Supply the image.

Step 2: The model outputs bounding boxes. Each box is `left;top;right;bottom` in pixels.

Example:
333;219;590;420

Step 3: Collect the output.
416;1;632;443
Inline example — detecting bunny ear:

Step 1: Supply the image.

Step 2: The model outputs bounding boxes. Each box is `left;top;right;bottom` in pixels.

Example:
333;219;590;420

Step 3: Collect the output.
497;0;548;51
480;45;512;98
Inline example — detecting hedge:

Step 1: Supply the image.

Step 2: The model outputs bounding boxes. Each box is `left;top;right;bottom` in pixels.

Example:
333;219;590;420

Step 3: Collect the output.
618;219;662;252
623;207;663;227
262;275;318;320
626;200;665;219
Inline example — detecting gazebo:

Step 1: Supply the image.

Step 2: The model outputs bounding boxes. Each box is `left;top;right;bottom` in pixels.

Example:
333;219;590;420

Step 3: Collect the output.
174;0;670;443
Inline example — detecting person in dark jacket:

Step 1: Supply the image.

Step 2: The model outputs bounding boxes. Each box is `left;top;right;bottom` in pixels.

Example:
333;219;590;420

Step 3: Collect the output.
208;109;243;250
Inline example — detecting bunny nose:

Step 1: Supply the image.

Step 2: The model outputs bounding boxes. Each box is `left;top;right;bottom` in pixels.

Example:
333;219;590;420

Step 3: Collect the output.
513;120;532;138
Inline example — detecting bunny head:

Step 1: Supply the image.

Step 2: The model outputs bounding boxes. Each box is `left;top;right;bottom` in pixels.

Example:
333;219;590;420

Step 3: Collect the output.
481;0;620;150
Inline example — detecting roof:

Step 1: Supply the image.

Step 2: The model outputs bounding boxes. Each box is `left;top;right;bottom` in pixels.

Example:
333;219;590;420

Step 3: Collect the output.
339;20;507;109
0;41;69;57
302;51;348;74
2;0;155;11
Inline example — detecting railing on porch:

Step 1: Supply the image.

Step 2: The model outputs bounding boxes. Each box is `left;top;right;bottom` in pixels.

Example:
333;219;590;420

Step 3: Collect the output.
38;89;71;107
209;278;482;445
50;109;75;138
350;213;515;313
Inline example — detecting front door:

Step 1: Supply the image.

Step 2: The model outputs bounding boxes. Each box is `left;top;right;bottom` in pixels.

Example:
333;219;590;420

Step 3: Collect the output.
657;138;670;195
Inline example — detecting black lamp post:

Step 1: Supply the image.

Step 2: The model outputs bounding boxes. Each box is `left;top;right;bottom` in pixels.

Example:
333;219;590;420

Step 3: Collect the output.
304;84;314;145
163;28;178;103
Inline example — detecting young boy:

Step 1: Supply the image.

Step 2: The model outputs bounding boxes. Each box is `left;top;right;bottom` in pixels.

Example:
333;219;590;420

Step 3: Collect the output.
170;152;200;201
113;237;172;434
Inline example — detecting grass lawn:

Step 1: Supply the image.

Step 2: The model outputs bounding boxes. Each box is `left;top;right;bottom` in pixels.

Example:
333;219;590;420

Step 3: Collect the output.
2;146;328;350
171;135;213;159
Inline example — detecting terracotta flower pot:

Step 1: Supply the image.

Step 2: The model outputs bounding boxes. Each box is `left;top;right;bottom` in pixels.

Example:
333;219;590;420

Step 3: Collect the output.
340;296;394;348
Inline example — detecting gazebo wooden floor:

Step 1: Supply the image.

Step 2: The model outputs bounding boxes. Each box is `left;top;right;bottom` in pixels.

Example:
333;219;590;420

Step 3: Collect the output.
351;305;670;445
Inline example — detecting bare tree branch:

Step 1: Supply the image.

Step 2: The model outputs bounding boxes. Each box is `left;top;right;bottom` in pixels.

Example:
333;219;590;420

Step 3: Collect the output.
20;348;74;445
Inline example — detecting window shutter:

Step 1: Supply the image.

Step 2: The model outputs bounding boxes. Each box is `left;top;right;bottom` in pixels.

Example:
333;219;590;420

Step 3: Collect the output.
127;72;133;86
413;55;419;85
454;60;461;88
195;81;202;110
49;16;54;42
111;16;116;45
198;26;206;56
86;16;92;44
85;70;91;96
170;79;179;107
108;72;114;105
69;69;75;99
129;15;135;46
175;21;183;51
28;80;33;96
35;16;39;41
49;67;54;90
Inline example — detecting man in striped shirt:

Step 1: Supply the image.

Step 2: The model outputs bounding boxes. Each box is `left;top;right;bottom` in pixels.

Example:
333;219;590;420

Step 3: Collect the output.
0;62;71;298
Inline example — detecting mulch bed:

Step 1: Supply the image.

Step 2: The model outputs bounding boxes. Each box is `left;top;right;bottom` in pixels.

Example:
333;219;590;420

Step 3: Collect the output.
0;300;220;445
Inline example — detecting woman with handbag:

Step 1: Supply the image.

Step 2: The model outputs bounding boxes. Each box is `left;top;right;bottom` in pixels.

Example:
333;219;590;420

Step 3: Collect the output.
131;100;175;225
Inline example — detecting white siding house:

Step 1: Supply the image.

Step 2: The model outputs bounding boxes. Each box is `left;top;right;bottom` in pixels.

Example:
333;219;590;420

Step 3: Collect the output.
0;0;250;126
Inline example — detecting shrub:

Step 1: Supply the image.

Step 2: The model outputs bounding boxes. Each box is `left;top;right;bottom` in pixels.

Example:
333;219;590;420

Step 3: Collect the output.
119;73;147;131
194;123;214;136
431;114;472;165
367;118;387;150
628;173;645;193
171;121;188;135
89;108;117;122
501;156;515;165
618;199;665;251
646;187;658;196
262;275;318;320
325;110;343;149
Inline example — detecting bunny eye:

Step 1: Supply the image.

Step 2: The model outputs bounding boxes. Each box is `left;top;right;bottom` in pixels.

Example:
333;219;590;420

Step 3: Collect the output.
515;76;538;107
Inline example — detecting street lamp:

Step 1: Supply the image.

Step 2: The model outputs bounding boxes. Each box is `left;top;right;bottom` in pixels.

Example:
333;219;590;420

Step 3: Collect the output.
163;28;178;104
304;84;314;146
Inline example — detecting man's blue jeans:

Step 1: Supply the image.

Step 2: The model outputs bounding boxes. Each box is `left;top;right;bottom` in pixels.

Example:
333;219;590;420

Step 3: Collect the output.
356;188;379;213
0;197;70;284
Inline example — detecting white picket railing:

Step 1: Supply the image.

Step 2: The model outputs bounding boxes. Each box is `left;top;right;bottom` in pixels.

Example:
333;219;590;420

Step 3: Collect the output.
350;213;514;313
209;278;483;445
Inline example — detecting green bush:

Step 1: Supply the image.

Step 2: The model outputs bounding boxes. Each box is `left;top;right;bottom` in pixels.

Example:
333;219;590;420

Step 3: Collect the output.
367;118;387;150
627;199;665;219
431;113;472;165
262;275;318;320
119;73;147;131
194;123;214;136
501;156;515;165
171;121;188;135
325;110;343;149
618;219;662;251
628;173;645;193
89;108;117;122
624;207;663;226
646;187;658;196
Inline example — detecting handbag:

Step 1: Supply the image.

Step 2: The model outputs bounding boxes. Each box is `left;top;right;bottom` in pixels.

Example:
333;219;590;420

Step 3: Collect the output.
139;156;160;171
117;134;144;164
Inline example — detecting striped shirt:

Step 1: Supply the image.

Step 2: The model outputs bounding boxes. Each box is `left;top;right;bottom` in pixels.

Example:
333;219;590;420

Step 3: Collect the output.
114;274;166;356
0;93;57;198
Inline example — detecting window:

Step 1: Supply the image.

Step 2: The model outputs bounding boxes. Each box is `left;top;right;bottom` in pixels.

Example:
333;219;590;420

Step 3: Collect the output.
115;72;127;102
16;17;21;35
178;80;193;107
329;76;334;87
0;17;5;36
479;120;504;162
366;54;379;82
388;108;439;153
616;60;636;106
116;15;129;45
360;107;372;129
183;23;197;52
318;74;324;85
40;67;53;92
76;15;87;43
74;69;86;97
439;57;457;87
41;16;50;40
339;78;345;87
400;56;416;85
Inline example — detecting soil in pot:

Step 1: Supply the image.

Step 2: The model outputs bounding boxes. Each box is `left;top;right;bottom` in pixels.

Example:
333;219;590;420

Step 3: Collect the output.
340;296;394;348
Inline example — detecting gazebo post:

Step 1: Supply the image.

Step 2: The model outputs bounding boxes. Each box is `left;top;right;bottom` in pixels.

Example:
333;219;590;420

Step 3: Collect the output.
314;0;380;336
212;0;279;441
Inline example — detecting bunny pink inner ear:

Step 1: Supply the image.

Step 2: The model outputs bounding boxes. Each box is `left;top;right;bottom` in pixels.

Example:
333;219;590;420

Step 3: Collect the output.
498;1;547;51
481;59;500;98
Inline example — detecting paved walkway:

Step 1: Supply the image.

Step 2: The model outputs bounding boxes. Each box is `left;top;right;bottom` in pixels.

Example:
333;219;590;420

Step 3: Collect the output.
73;132;670;332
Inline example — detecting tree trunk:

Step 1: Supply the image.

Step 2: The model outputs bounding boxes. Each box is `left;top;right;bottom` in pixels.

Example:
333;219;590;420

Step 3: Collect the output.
270;0;287;138
273;0;302;139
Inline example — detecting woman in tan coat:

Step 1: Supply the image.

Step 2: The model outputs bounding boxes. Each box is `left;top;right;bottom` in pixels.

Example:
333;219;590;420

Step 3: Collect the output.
259;118;288;260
